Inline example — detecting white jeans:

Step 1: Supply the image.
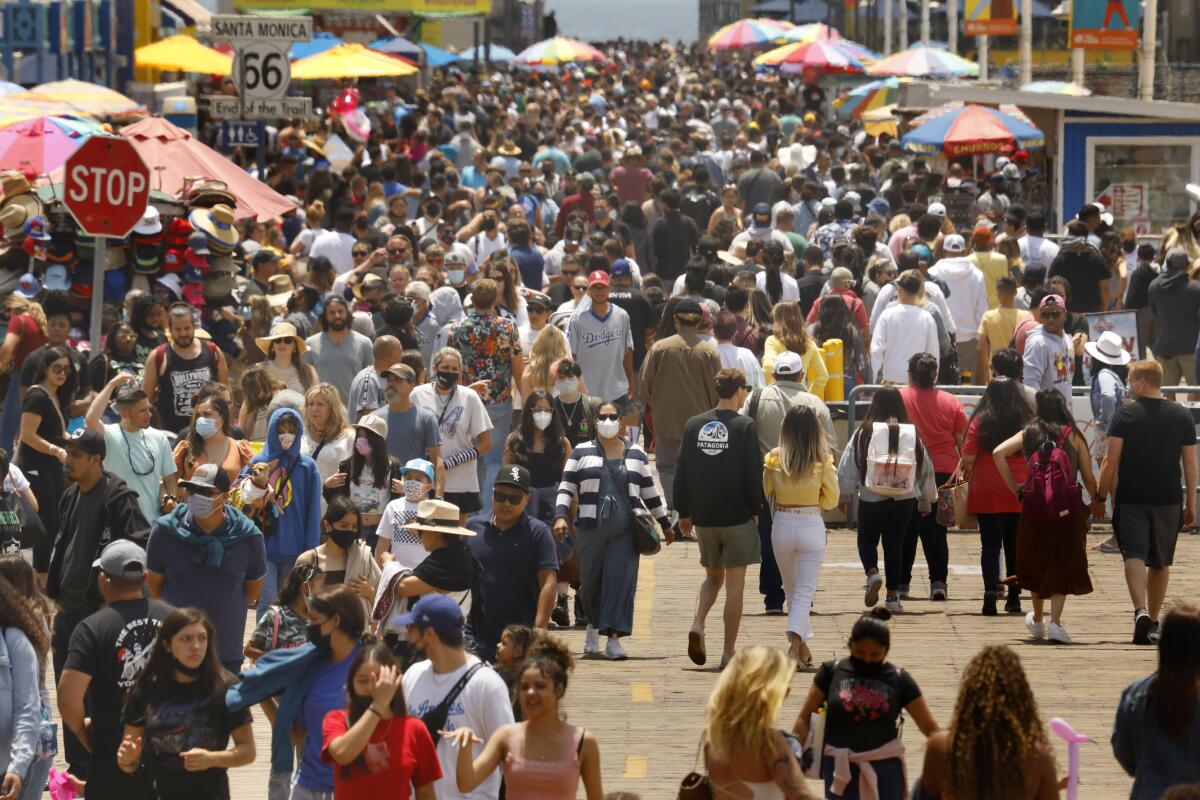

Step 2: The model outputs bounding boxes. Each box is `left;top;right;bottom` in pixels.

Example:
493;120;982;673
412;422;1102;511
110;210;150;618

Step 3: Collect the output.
771;510;827;641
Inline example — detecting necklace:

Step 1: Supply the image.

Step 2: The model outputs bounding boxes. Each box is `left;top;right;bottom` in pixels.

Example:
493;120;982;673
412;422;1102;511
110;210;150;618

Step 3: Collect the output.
557;397;580;428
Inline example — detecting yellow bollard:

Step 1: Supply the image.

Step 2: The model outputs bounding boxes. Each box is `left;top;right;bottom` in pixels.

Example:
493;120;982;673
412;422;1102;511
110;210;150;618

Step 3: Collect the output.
823;339;844;401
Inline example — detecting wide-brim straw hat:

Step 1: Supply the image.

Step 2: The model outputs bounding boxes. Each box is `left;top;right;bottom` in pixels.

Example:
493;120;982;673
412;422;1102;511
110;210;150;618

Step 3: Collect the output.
255;321;307;355
405;498;476;537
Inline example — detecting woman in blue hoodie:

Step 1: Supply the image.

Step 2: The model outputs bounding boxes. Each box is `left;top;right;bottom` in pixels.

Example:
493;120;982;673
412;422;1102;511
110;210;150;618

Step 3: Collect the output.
239;408;323;619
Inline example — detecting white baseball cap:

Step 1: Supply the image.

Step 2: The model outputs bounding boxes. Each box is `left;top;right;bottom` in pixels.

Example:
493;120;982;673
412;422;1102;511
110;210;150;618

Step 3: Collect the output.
928;201;947;217
773;351;804;377
943;233;967;252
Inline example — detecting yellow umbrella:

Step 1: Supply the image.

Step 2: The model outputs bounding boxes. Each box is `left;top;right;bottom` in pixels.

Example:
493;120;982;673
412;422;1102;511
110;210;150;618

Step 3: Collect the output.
26;79;143;116
135;34;233;75
861;105;898;137
291;43;419;80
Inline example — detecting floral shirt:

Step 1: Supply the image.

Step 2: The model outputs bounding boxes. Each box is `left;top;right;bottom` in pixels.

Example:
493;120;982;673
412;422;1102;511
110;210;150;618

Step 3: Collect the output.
247;603;309;653
450;310;519;405
812;219;857;258
814;658;921;752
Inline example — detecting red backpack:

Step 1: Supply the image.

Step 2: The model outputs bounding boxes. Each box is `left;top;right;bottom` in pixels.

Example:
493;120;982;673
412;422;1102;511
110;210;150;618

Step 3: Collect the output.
1020;430;1086;524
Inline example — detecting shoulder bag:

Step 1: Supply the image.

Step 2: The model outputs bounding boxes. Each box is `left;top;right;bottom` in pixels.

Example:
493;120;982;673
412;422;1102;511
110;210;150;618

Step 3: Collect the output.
420;662;483;746
601;449;660;556
678;735;713;800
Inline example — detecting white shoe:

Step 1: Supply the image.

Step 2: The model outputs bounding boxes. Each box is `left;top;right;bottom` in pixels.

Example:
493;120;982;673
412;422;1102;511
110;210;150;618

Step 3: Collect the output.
605;636;628;661
884;596;902;614
583;626;600;655
1047;622;1073;644
864;572;883;607
1025;612;1046;640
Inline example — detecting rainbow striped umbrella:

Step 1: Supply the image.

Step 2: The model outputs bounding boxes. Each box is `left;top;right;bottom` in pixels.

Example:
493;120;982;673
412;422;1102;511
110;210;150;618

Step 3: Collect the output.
0;82;24;96
867;46;979;78
902;103;1044;157
708;18;794;50
0;115;97;173
834;77;910;118
910;100;1035;127
1020;80;1091;96
26;79;143;116
780;22;841;43
515;36;607;66
754;41;868;74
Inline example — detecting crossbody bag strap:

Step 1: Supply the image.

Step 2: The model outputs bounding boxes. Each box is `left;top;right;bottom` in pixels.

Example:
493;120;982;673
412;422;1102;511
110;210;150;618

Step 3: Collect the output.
433;662;483;720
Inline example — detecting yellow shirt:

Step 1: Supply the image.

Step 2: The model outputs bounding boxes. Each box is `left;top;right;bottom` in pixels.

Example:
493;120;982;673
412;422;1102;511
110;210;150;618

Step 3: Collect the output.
762;335;830;399
763;451;840;510
970;251;1010;309
977;307;1032;353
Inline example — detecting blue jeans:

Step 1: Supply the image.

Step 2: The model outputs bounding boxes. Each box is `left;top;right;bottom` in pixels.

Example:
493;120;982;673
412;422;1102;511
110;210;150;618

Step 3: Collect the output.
477;400;513;517
0;376;19;455
258;559;297;618
19;757;52;800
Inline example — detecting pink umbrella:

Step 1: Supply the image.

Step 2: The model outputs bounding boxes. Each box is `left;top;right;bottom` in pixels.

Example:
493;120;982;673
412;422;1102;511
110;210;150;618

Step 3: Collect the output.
0;115;95;174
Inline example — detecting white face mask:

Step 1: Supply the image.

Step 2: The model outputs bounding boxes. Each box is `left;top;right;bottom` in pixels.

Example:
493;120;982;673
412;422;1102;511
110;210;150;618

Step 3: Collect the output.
532;411;553;430
403;480;427;502
596;419;620;439
277;433;296;450
555;378;579;397
189;493;219;517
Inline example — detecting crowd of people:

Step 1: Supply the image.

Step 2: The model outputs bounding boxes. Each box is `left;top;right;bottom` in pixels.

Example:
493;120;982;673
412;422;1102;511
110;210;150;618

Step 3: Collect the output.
0;36;1196;800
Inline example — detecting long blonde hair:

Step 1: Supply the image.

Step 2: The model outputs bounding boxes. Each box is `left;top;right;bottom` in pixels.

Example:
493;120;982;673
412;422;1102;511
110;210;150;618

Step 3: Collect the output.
2;296;46;336
772;301;811;356
704;646;794;764
526;326;570;394
304;382;352;443
778;405;828;477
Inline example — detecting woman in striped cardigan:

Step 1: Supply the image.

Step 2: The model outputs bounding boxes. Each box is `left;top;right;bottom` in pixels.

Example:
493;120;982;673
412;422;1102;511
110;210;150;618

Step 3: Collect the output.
553;400;673;661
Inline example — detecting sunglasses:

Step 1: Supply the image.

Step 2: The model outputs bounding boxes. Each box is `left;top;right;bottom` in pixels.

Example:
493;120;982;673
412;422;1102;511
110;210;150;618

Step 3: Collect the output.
562;269;580;277
571;285;586;292
597;413;620;421
352;250;369;258
493;490;525;505
49;363;69;375
387;248;408;257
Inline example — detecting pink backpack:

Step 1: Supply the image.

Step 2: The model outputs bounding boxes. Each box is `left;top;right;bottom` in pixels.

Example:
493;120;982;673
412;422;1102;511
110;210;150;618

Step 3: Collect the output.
1020;431;1086;524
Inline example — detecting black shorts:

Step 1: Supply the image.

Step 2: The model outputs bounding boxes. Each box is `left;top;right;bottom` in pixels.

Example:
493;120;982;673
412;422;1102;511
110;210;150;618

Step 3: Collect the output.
1114;503;1181;569
443;491;482;515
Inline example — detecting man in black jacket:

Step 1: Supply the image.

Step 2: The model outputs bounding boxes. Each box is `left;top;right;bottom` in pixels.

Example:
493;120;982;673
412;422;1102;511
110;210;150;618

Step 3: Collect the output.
649;188;700;283
675;368;761;671
1048;221;1111;313
47;428;150;779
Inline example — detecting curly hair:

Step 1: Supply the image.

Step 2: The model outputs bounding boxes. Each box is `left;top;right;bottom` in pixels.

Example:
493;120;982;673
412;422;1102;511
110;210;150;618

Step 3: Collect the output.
0;572;49;660
947;645;1051;800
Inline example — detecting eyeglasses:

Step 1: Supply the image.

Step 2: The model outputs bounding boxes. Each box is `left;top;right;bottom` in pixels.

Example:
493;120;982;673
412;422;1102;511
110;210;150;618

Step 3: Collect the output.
49;363;69;374
562;269;580;277
597;413;620;421
493;490;525;505
352;250;369;258
387;248;408;257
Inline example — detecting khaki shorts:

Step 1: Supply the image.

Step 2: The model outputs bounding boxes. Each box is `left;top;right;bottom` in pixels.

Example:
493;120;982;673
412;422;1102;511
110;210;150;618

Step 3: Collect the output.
696;520;761;569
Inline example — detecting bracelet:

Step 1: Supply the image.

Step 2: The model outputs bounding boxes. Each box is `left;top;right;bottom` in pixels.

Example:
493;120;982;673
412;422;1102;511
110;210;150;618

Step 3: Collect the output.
366;706;383;718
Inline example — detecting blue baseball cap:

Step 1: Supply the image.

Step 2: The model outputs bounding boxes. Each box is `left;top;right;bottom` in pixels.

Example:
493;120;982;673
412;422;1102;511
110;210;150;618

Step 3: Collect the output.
396;593;464;635
402;458;435;483
610;258;632;277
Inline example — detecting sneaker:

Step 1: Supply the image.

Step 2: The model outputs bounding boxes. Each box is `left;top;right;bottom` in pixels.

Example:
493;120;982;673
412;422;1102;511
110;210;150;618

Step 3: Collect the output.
982;590;998;616
930;581;948;601
1098;538;1122;554
1133;611;1153;645
1004;590;1022;614
897;583;911;601
605;636;628;661
687;628;706;666
1025;612;1046;640
573;595;588;629
550;595;570;629
885;596;903;614
764;605;786;616
1148;620;1161;643
1047;622;1072;644
583;625;601;655
864;572;883;607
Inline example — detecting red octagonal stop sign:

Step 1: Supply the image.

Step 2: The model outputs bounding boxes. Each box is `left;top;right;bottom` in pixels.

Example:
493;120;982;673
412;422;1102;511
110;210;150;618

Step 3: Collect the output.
63;135;150;238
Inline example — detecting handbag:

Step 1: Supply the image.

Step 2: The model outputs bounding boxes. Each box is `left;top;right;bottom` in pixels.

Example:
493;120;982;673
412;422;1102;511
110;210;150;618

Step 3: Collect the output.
942;461;977;530
678;735;713;800
802;706;826;778
600;450;661;556
937;466;967;529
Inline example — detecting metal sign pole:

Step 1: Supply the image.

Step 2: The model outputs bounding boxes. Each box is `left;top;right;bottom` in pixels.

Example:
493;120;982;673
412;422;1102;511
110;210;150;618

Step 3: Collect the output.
89;237;107;352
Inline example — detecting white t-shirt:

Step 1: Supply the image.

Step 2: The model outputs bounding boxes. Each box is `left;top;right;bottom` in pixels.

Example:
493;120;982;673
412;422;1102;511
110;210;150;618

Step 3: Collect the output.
402;656;515;800
348;464;391;517
755;270;801;303
3;464;29;495
309;230;357;274
717;342;765;388
379;497;428;568
1019;234;1060;272
870;304;939;384
411;385;493;494
870;279;957;336
465;231;507;268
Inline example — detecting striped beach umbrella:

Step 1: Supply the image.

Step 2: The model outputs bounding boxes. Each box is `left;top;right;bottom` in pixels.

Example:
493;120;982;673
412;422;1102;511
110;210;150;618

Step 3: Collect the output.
516;36;607;66
867;46;979;78
708;18;794;50
754;41;868;75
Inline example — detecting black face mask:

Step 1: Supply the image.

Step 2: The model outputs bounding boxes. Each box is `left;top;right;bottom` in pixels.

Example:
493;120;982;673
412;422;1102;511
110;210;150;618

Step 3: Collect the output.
307;621;333;652
848;655;886;675
436;371;458;390
482;217;497;232
329;530;357;550
173;656;204;677
1122;240;1136;254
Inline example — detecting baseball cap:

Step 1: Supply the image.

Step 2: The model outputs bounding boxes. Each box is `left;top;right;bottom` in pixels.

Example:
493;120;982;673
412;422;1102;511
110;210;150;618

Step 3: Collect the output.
927;201;947;217
396;593;465;635
943;234;966;253
93;539;148;581
911;242;933;263
526;293;553;311
773;351;804;377
494;464;531;493
587;269;610;287
867;197;890;217
1165;248;1191;271
444;250;468;266
1038;293;1067;312
383;363;416;382
402;458;435;483
180;462;232;494
65;428;106;457
971;226;994;247
15;273;39;299
752;203;772;229
697;235;718;258
610;258;632;277
674;298;703;318
252;250;280;268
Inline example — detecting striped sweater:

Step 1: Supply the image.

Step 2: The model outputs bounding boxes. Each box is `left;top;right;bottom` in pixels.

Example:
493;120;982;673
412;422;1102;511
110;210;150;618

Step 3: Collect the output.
555;441;671;527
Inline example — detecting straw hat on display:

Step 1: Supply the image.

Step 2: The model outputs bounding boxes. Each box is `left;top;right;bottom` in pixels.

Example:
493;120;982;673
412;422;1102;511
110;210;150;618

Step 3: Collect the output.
189;204;239;253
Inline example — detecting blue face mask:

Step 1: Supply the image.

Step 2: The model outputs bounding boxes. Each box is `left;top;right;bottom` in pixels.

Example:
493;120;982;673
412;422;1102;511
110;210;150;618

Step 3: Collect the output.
195;416;218;439
448;269;466;284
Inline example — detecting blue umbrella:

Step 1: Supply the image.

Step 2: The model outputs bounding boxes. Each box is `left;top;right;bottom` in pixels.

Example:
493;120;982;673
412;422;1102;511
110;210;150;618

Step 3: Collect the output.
454;44;517;63
289;32;342;61
422;44;459;68
901;103;1044;157
370;36;423;60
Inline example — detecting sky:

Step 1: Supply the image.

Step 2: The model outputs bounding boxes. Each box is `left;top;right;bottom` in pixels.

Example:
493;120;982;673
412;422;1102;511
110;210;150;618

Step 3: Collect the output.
544;0;700;44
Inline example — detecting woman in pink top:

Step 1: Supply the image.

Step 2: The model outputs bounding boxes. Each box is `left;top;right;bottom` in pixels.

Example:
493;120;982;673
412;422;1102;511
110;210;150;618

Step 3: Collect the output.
899;353;968;602
448;636;603;799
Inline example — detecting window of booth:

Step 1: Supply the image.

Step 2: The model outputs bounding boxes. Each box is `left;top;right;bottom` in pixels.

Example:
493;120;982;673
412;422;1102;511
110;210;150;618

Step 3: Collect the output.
1088;138;1199;234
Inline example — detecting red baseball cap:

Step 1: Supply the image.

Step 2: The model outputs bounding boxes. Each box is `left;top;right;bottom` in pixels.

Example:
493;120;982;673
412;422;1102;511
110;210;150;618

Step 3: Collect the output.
587;269;611;287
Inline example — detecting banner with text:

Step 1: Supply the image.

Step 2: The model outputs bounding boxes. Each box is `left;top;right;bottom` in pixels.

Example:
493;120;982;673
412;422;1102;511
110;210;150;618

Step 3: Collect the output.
965;0;1017;36
233;0;490;11
1069;0;1140;50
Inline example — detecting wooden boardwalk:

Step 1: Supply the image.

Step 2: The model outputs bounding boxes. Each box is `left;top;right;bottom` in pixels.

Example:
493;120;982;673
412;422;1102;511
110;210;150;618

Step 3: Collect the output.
50;528;1196;798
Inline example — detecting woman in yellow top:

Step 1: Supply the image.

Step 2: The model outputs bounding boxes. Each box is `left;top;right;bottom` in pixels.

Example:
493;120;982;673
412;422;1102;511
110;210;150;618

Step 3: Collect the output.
763;406;839;670
762;301;829;398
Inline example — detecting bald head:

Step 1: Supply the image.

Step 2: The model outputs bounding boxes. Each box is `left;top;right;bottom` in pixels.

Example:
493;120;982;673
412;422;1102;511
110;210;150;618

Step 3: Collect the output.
373;335;403;369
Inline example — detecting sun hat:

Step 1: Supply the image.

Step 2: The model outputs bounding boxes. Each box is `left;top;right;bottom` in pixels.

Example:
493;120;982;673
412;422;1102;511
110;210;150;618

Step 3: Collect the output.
15;273;39;299
1084;330;1131;366
133;206;163;236
188;204;239;251
403;499;476;537
255;321;307;356
354;413;388;441
266;273;295;309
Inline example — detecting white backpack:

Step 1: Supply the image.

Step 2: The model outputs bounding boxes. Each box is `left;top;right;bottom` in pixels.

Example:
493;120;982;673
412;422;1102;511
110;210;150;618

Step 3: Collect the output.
864;421;918;496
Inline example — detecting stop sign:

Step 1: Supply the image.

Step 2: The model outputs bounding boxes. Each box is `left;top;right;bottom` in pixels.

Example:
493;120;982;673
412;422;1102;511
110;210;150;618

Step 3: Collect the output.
63;135;151;238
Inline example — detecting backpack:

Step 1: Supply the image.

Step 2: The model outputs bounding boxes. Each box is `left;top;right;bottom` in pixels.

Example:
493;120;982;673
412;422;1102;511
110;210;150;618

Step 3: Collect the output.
1020;433;1086;524
864;422;918;496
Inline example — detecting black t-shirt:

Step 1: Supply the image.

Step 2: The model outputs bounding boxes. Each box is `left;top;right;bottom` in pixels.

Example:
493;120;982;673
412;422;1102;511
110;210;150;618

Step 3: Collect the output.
553;395;600;448
16;386;65;470
797;272;827;318
1108;397;1197;505
64;598;176;754
123;678;252;800
802;85;827;112
814;658;921;752
609;288;654;370
57;477;111;614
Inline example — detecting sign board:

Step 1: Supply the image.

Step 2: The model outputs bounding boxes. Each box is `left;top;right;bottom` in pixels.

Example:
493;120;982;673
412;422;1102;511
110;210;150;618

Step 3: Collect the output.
232;0;491;11
1109;182;1148;220
232;42;290;100
210;14;312;44
208;14;312;122
1085;311;1138;372
220;120;262;148
63;135;150;238
965;0;1017;36
1069;0;1139;50
208;94;312;120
